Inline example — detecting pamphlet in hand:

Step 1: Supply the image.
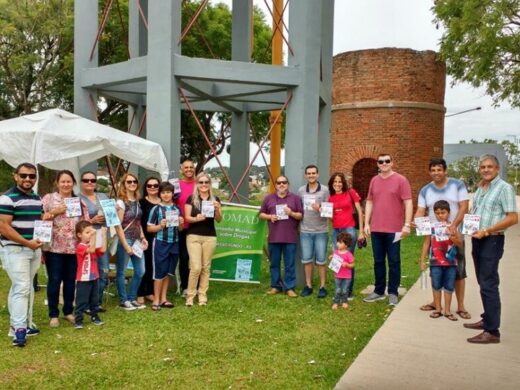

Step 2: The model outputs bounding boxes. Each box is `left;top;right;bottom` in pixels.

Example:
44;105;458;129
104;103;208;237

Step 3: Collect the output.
95;229;103;248
165;209;179;227
320;202;333;218
328;254;344;273
462;214;481;235
201;201;215;218
131;239;144;258
303;195;316;211
100;199;120;227
433;222;449;241
64;197;82;218
275;204;289;220
168;178;182;195
33;221;53;243
414;217;432;236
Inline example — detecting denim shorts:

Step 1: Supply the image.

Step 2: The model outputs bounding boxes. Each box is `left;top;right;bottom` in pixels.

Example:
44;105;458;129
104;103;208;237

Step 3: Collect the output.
430;266;456;293
300;232;328;265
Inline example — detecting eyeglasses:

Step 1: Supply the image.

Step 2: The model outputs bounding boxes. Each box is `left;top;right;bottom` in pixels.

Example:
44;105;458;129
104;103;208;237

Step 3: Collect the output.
198;180;210;184
377;159;391;165
126;180;138;185
146;183;159;188
276;181;288;185
81;178;97;184
18;173;37;180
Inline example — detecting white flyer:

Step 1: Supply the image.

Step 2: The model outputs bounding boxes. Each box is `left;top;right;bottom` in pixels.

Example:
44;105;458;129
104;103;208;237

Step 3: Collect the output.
168;178;182;194
275;204;289;220
165;209;179;227
320;202;333;218
433;222;449;241
462;214;481;235
414;217;432;236
64;197;82;217
201;201;215;218
95;229;103;248
328;254;344;273
99;199;120;227
33;221;53;243
131;240;144;258
235;258;253;281
303;195;316;211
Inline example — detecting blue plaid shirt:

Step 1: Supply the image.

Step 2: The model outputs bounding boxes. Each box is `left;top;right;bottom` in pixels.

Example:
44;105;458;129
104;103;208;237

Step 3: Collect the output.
147;204;181;243
471;175;517;230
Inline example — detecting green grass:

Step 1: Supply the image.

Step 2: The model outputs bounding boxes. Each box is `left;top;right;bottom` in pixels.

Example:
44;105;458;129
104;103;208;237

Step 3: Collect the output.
0;236;422;389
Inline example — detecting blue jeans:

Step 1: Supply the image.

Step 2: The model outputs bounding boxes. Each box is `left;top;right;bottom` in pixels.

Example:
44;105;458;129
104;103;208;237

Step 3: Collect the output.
268;243;296;291
97;251;109;306
333;278;352;304
115;240;145;303
300;232;328;265
332;227;357;296
45;252;77;318
472;235;504;335
370;232;401;296
0;246;41;329
430;266;456;292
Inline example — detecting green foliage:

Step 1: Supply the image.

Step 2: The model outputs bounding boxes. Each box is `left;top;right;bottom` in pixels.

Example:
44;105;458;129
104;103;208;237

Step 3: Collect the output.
448;155;480;191
433;0;520;107
0;235;423;388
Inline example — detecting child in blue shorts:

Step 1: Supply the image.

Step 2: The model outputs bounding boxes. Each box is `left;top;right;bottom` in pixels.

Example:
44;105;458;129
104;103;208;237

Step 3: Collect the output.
420;200;463;321
147;182;184;311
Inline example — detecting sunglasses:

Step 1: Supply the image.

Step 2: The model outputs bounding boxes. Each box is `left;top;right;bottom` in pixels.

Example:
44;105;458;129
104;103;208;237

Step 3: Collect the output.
276;181;288;185
146;183;159;188
198;180;210;184
18;173;37;180
126;180;138;185
377;159;391;164
81;178;97;184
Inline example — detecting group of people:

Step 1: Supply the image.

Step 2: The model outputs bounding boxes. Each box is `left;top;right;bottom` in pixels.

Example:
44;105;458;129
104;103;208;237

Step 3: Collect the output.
0;158;222;347
0;152;517;347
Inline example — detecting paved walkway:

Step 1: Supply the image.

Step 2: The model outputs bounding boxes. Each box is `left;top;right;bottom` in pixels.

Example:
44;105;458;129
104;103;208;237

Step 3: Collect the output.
336;223;520;390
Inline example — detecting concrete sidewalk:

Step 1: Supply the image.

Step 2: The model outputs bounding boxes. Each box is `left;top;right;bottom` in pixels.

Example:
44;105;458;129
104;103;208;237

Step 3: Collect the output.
336;223;520;390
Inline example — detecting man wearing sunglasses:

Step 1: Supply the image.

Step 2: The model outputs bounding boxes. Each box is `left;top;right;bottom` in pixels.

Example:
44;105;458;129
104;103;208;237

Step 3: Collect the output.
0;162;46;347
363;154;413;306
260;175;303;297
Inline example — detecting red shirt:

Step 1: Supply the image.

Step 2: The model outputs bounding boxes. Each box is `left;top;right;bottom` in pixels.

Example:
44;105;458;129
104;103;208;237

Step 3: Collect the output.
76;242;103;281
329;189;361;229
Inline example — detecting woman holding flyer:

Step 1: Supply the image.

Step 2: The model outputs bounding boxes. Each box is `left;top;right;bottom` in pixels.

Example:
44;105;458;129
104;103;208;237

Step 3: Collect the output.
184;172;222;306
137;176;161;305
115;173;148;311
327;172;365;299
79;171;110;310
42;170;89;327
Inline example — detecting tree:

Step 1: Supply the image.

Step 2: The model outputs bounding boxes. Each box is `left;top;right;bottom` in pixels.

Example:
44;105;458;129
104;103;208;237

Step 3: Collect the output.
433;0;520;107
448;156;480;192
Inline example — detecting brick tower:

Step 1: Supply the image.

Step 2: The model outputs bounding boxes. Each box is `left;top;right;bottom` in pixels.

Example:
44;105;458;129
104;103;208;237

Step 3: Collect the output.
331;48;446;202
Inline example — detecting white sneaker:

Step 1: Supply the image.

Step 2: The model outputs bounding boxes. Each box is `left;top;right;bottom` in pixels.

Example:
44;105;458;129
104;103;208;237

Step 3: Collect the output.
119;301;137;311
363;292;386;303
388;294;399;306
181;289;188;298
131;300;146;310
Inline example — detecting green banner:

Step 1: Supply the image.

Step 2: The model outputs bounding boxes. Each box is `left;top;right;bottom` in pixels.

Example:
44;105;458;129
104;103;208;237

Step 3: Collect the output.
211;202;266;283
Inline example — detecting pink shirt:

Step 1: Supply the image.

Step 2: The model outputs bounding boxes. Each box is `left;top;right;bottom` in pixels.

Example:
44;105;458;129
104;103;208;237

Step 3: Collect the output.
178;179;195;229
333;250;354;279
367;173;412;233
329;189;361;228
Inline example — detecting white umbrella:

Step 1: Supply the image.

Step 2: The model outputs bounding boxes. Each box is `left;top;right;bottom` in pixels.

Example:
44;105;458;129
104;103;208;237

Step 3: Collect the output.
0;108;169;180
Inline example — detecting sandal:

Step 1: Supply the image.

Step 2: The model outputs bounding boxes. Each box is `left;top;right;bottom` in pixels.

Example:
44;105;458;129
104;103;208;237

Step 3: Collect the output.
456;310;471;320
160;301;175;308
429;311;442;319
151;304;161;311
445;313;458;321
420;303;436;311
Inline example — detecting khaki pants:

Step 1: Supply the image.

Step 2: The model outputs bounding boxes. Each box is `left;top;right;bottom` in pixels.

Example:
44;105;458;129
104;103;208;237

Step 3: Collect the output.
186;234;217;304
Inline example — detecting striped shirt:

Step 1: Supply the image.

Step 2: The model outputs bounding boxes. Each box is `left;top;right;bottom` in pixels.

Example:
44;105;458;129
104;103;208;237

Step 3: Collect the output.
471;176;517;230
0;186;42;245
147;204;181;243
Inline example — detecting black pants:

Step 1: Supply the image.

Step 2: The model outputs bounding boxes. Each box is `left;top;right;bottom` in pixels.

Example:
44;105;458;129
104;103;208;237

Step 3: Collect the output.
75;280;99;323
178;231;190;291
471;235;505;336
138;236;155;298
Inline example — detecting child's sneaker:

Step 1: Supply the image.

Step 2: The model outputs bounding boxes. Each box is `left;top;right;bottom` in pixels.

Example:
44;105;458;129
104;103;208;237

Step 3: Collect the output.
12;328;27;347
74;322;84;329
91;316;105;326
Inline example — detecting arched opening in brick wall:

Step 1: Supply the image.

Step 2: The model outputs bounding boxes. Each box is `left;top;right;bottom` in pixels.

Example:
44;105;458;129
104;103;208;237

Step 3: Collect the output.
352;158;379;201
